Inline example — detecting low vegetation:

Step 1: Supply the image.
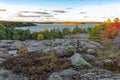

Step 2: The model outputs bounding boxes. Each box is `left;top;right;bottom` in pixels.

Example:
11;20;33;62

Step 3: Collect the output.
87;17;120;73
0;52;71;80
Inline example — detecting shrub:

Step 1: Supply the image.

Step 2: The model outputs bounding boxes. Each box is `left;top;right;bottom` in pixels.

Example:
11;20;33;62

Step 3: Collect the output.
17;45;27;54
104;57;120;73
70;27;74;33
42;28;48;32
101;21;120;40
1;52;71;80
31;32;38;40
62;27;70;35
37;34;44;40
65;47;74;57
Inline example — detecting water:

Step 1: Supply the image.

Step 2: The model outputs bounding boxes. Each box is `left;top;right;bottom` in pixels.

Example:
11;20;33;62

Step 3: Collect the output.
16;24;94;32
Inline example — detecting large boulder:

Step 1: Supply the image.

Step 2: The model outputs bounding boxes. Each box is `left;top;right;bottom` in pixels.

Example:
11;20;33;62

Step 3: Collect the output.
52;39;65;46
0;52;11;58
79;40;104;49
82;54;95;62
59;69;78;76
0;69;28;80
9;41;23;50
41;40;52;46
86;49;96;54
69;53;92;67
52;46;65;57
23;40;47;52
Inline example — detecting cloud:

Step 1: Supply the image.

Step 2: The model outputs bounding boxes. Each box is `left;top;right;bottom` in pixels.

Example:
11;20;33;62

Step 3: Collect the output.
52;10;67;13
0;2;120;22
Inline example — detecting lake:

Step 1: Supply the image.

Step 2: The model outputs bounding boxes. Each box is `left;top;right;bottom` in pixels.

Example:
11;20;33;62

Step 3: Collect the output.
16;24;94;32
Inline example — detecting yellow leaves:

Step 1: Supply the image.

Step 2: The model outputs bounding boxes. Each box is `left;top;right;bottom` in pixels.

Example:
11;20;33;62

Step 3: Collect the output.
111;27;118;37
95;24;100;27
70;28;74;33
101;26;118;40
32;32;36;34
17;45;27;54
79;26;83;29
107;18;111;24
42;28;48;32
38;34;44;40
114;17;119;22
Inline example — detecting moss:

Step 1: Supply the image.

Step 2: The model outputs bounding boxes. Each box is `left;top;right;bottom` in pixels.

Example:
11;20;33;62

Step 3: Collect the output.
48;51;56;57
65;47;74;57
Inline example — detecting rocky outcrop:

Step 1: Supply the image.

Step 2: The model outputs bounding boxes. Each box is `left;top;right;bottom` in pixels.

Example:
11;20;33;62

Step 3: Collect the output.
0;69;28;80
69;53;92;67
0;36;119;80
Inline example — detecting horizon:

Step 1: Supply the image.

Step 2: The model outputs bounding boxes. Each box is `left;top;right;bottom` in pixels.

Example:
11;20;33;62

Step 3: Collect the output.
0;0;120;22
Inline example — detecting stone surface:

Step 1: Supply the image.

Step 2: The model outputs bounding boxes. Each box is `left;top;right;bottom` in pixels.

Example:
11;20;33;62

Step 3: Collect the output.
48;73;63;80
0;52;11;58
52;46;65;57
69;53;91;67
59;69;78;76
52;39;65;46
82;54;95;62
86;49;96;54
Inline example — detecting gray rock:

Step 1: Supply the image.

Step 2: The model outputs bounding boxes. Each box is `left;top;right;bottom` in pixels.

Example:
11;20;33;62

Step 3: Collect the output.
43;47;52;53
59;69;78;76
24;40;48;52
42;40;52;46
0;40;13;48
86;49;96;54
83;54;95;61
0;58;5;64
52;46;65;57
69;53;92;67
7;74;28;80
0;52;11;58
94;61;104;68
9;41;23;50
8;50;17;56
26;45;47;52
89;41;104;49
103;59;113;64
0;76;4;80
98;78;114;80
0;69;12;78
52;39;65;46
65;45;76;53
48;73;63;80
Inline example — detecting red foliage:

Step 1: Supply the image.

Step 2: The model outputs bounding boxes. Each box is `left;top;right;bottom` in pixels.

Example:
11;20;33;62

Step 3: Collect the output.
101;21;120;40
107;22;120;31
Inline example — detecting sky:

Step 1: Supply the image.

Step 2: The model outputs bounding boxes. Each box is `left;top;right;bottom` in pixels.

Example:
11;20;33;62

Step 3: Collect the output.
0;0;120;22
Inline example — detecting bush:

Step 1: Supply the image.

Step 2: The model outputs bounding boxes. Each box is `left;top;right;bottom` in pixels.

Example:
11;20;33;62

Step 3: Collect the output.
104;57;120;73
17;45;27;54
1;52;71;80
37;34;44;40
65;47;74;57
42;28;48;32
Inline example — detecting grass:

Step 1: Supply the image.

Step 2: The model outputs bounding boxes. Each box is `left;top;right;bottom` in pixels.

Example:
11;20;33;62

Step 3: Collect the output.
95;46;120;73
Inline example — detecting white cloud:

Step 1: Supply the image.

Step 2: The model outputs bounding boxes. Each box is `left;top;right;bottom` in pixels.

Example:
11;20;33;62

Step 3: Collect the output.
0;2;120;22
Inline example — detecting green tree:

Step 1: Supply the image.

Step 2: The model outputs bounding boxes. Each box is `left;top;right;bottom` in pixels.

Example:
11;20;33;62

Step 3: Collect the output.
20;29;31;40
13;30;20;40
62;27;70;35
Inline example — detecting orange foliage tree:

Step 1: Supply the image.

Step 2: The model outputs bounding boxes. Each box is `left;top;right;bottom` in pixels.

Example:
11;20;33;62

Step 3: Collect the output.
101;18;120;40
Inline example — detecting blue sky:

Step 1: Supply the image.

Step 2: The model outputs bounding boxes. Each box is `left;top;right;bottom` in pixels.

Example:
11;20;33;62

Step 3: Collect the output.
1;0;120;8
